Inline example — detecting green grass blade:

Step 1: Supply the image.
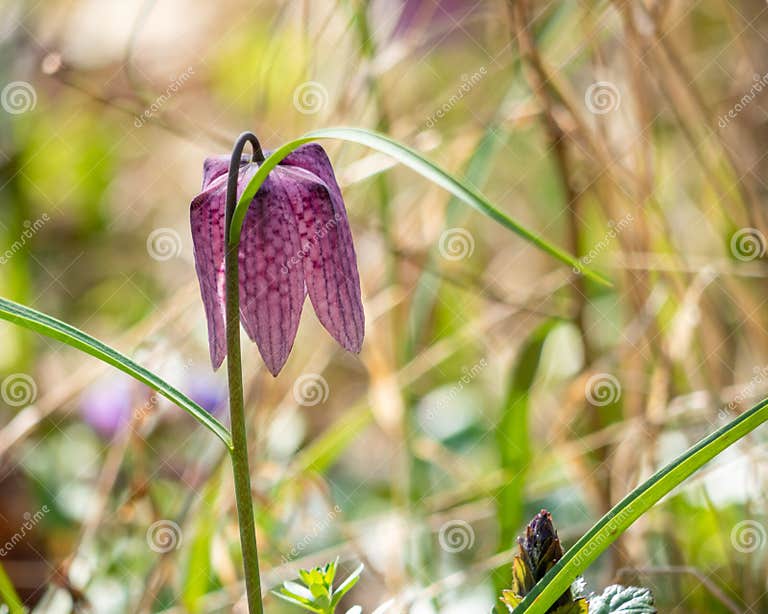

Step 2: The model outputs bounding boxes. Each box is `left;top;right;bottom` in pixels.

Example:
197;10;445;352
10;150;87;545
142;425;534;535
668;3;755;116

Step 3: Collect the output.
292;403;372;475
0;296;233;449
494;319;560;593
513;396;768;613
230;127;610;286
0;560;24;614
182;479;219;611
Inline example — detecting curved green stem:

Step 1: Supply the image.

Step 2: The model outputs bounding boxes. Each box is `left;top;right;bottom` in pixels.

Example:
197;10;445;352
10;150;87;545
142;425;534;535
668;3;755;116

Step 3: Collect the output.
228;127;611;287
225;132;265;614
513;396;768;613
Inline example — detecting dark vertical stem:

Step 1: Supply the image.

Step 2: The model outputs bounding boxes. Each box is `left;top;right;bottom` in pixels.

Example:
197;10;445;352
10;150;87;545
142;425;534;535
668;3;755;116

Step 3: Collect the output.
224;131;265;614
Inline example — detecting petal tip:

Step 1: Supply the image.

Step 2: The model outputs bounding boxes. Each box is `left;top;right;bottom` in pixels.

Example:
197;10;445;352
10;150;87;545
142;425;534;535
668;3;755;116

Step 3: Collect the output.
263;353;287;377
210;346;226;371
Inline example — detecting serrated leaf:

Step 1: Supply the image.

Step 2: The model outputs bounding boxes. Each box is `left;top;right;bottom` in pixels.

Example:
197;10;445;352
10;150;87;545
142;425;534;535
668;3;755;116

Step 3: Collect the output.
589;585;656;614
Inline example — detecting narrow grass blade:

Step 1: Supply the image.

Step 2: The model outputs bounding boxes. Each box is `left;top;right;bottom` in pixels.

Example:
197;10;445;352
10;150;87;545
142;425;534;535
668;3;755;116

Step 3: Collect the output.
230;127;610;286
0;560;24;614
182;477;221;612
292;403;372;475
494;319;559;593
513;396;768;613
0;296;233;449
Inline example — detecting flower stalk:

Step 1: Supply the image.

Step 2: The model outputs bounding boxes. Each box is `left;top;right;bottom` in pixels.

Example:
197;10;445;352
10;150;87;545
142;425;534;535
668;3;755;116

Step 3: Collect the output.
224;131;265;614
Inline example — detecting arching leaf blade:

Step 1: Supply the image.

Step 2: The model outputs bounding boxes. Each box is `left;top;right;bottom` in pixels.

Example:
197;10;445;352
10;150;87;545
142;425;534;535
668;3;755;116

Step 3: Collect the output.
230;127;610;286
0;296;233;449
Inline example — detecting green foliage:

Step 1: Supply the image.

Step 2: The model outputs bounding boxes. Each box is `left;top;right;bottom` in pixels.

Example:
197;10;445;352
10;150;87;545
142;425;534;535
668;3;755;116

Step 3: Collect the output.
498;510;587;613
588;585;656;614
512;398;768;613
273;559;364;614
495;320;561;585
0;560;24;614
0;296;232;448
497;511;656;614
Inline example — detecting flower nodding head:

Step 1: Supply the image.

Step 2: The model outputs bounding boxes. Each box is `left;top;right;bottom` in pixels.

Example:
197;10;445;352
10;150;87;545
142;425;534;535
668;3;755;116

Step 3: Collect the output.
190;140;364;376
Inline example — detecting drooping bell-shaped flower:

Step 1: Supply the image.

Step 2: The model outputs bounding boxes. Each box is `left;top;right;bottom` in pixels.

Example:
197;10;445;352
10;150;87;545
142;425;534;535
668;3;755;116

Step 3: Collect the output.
190;143;364;376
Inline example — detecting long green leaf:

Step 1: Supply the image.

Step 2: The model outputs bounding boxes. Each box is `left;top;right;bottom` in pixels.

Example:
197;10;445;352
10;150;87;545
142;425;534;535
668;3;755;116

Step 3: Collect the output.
513;396;768;613
230;127;610;286
0;560;24;614
0;297;233;449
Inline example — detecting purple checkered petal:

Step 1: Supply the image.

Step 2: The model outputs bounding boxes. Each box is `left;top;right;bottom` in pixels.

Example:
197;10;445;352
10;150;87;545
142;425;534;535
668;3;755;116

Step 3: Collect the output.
192;142;364;375
201;154;252;190
237;165;306;375
190;173;228;368
276;153;364;354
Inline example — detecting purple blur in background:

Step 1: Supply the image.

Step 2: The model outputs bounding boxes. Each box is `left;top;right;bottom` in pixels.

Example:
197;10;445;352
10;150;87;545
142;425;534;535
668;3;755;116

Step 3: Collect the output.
185;369;227;415
79;374;135;439
393;0;479;37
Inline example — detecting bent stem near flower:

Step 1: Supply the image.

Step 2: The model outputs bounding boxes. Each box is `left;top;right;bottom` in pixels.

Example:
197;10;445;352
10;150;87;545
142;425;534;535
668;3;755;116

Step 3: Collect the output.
224;131;265;614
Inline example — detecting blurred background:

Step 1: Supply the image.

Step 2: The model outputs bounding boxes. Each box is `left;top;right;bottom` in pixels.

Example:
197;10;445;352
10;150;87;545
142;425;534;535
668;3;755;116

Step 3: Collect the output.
1;0;768;612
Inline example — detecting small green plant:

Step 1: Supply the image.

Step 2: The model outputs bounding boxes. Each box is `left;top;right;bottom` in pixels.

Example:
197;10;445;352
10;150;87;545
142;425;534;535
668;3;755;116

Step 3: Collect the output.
497;510;655;614
273;559;364;614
